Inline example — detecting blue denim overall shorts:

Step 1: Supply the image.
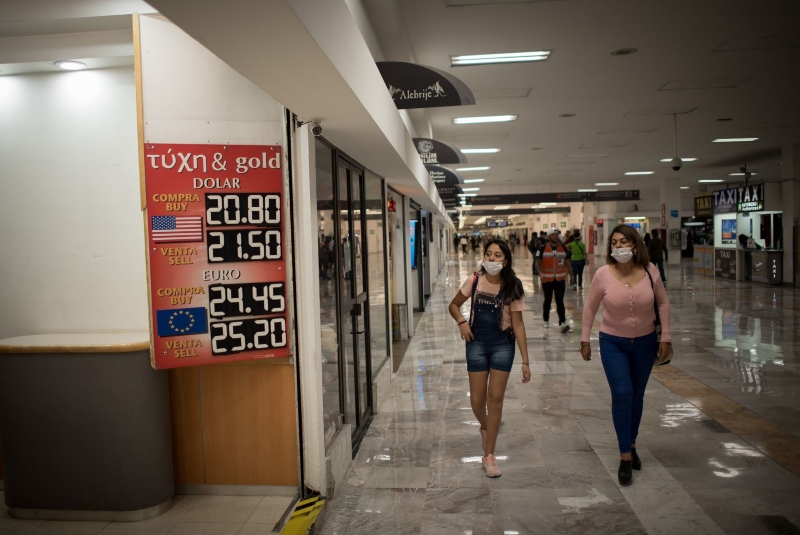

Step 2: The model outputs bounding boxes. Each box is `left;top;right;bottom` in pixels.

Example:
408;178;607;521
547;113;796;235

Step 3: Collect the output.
465;278;516;372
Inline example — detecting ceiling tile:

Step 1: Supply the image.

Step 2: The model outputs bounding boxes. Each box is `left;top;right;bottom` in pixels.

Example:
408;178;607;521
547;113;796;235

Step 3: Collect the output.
659;78;751;90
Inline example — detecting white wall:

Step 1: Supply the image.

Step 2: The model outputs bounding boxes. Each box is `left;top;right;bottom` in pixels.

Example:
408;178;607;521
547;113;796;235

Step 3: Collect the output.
0;67;145;339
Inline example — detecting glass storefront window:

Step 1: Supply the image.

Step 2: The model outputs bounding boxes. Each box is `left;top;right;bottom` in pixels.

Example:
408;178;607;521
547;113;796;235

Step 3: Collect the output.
366;171;389;376
315;140;341;446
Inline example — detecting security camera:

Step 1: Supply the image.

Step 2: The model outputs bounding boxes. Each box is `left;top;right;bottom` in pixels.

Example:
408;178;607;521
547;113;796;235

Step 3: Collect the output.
671;157;682;171
311;122;323;137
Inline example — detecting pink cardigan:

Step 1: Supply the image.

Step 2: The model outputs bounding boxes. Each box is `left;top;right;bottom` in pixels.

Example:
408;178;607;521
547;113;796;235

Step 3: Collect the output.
581;263;672;343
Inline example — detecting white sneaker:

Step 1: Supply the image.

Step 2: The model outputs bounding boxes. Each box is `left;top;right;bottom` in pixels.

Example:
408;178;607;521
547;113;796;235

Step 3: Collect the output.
482;454;501;478
560;322;570;333
542;321;549;329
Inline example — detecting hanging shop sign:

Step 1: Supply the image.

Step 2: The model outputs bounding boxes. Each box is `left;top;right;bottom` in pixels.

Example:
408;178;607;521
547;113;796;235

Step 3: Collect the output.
143;144;290;370
737;183;765;212
376;61;475;109
712;187;737;214
714;248;736;280
414;138;467;165
436;184;463;199
694;193;713;217
469;190;639;206
427;165;464;185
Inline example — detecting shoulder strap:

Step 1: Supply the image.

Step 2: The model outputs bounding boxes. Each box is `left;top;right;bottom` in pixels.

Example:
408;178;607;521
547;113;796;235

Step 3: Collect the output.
645;266;661;325
468;272;480;325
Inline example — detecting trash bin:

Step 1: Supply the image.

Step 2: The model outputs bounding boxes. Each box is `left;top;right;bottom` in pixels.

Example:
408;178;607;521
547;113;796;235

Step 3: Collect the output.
392;304;408;341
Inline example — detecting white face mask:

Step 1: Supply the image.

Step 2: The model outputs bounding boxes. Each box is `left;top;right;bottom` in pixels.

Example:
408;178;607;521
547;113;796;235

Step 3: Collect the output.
611;247;634;263
483;261;504;276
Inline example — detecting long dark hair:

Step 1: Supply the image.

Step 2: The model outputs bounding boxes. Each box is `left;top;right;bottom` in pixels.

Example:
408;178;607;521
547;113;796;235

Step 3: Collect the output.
606;224;651;265
479;239;524;305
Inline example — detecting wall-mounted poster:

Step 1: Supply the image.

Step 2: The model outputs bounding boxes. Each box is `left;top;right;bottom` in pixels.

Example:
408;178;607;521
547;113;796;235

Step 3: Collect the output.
409;220;418;269
721;219;737;244
144;144;290;370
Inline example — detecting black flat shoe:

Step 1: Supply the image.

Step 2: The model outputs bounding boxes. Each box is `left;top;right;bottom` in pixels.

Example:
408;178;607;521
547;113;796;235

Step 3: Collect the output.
618;459;632;485
631;447;641;471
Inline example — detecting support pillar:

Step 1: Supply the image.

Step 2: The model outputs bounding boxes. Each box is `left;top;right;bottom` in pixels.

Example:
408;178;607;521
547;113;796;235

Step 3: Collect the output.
782;143;800;285
660;177;682;265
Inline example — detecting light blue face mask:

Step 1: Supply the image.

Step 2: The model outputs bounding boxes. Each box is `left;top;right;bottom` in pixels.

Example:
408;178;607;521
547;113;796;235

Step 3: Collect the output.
483;261;503;275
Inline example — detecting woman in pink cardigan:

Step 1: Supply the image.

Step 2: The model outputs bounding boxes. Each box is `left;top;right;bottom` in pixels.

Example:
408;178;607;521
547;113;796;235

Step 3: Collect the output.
580;225;672;485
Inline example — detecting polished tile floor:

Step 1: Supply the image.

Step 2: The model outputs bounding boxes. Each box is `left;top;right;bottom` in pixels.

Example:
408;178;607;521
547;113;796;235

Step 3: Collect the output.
318;250;800;535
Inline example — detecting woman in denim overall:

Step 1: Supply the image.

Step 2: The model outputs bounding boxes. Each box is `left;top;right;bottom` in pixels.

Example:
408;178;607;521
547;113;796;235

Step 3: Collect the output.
449;240;531;477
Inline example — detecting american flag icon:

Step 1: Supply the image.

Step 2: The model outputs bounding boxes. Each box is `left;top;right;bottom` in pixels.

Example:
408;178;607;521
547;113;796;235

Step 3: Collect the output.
151;216;203;243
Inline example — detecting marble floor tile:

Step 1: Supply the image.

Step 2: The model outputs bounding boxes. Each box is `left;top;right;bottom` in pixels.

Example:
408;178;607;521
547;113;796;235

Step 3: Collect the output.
99;522;176;535
26;521;109;535
178;496;262;524
636;514;726;535
364;467;430;489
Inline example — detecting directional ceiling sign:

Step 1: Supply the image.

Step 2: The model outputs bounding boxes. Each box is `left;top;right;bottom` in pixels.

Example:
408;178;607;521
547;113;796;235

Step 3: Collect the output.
376;61;476;109
413;138;467;165
469;190;640;205
464;207;571;216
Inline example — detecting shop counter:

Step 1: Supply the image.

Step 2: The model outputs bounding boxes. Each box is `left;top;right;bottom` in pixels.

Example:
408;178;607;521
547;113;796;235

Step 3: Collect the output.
693;246;714;276
750;250;783;285
0;333;174;521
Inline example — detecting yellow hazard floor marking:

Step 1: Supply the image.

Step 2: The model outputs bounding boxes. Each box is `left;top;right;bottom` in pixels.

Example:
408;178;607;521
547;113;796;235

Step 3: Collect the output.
280;496;325;535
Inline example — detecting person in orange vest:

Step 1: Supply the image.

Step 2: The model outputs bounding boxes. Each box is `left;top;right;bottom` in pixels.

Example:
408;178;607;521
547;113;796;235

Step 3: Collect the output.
535;228;574;332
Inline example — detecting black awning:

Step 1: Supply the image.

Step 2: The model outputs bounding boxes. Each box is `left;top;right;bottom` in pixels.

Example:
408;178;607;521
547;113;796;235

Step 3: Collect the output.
413;138;467;165
377;61;475;110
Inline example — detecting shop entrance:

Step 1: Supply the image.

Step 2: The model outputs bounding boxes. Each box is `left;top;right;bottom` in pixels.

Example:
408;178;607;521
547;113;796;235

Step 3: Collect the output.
336;157;373;440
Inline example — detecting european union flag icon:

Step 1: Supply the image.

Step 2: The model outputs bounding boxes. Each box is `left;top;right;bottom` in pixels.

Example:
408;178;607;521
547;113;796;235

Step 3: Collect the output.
156;307;208;337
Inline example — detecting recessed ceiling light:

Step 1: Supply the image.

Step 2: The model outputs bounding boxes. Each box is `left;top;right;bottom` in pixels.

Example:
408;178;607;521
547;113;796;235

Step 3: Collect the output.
595;182;619;186
577;189;598;192
680;186;690;189
463;179;485;183
456;166;491;171
460;148;501;154
494;205;510;210
457;193;477;197
729;172;758;176
540;202;557;206
661;158;697;162
454;115;518;124
611;48;638;56
699;179;724;183
451;51;550;67
55;60;87;70
624;171;654;175
712;138;759;142
462;187;480;191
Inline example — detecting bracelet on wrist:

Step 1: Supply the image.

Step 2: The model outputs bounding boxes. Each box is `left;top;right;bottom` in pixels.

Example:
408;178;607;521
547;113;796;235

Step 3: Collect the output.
580;342;590;346
457;320;467;326
522;362;530;366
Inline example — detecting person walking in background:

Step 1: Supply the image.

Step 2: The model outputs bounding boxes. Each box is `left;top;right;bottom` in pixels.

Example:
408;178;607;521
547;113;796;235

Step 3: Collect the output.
647;229;668;287
535;228;573;332
460;235;468;253
449;240;531;478
508;234;516;254
566;231;587;290
643;231;651;249
579;225;672;485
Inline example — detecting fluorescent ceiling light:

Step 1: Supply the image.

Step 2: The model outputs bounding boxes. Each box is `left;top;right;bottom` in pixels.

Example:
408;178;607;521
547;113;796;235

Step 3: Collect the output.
577;189;598;192
625;217;646;221
729;172;758;176
494;205;510;210
463;179;485;183
595;182;619;186
456;166;491;171
661;158;697;162
460;148;501;154
453;115;517;124
712;138;759;142
699;179;724;183
680;186;690;189
457;193;477;197
540;202;557;206
451;51;550;66
462;187;480;191
624;171;654;176
55;60;87;70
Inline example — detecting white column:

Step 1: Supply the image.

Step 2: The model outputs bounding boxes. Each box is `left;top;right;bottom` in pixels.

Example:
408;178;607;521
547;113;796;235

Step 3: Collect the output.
782;144;800;284
660;177;682;265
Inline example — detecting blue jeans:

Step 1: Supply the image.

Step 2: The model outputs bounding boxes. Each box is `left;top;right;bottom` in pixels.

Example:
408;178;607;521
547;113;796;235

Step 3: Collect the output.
466;335;515;372
599;331;658;453
571;259;586;287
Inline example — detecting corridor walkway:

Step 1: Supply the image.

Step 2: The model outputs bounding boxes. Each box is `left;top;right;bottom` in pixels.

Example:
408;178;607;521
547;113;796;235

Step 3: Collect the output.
318;251;800;535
